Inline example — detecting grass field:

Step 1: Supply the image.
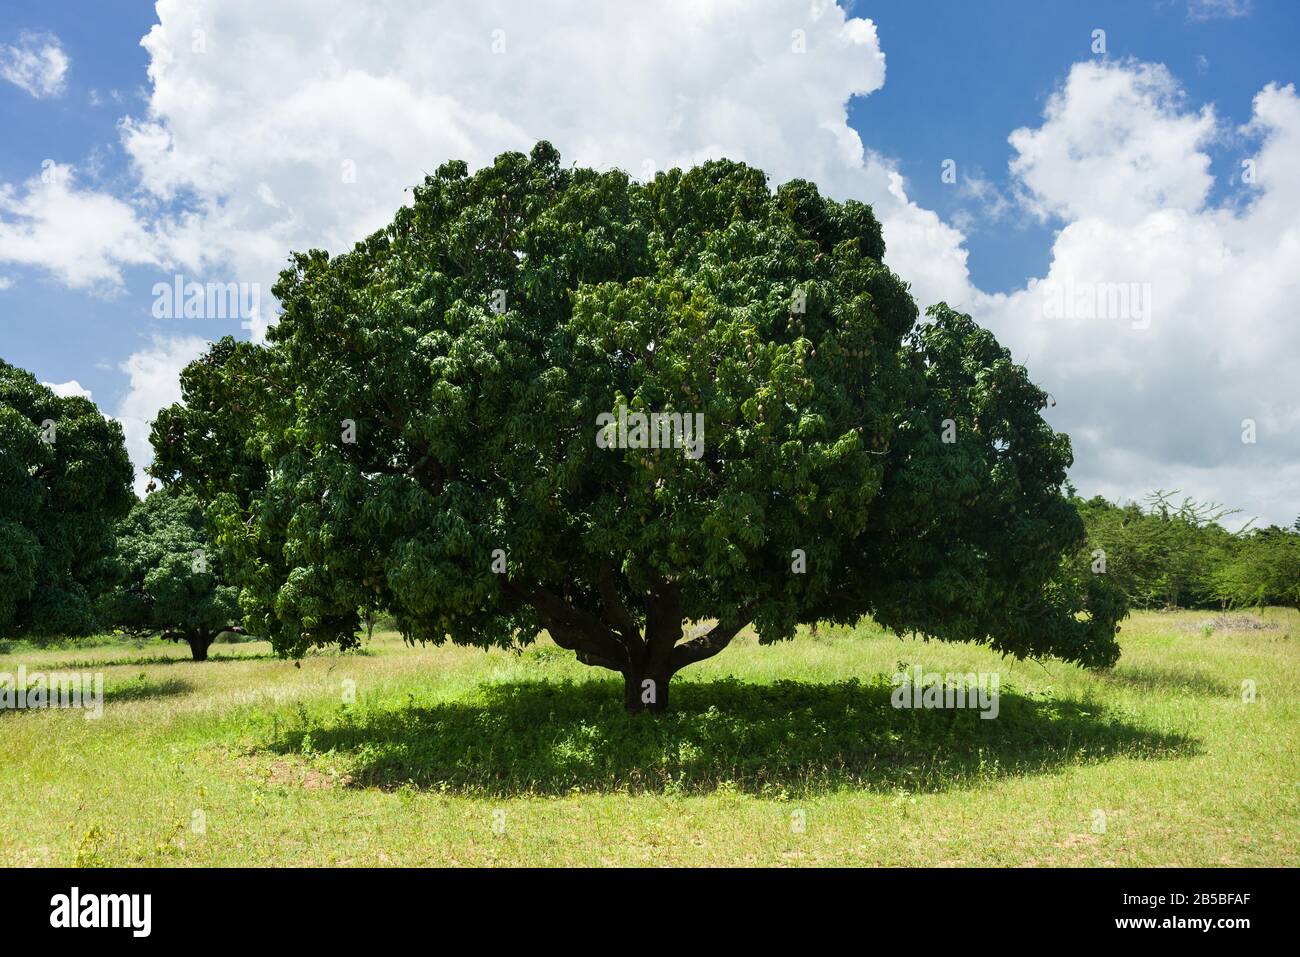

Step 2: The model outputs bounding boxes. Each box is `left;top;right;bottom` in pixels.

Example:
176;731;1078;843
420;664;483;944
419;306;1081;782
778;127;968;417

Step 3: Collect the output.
1;609;1296;866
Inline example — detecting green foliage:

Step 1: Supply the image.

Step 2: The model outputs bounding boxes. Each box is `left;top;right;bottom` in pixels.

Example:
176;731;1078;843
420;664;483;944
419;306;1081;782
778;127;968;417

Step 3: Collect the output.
150;335;267;505
153;143;1124;701
825;306;1126;667
97;487;241;657
0;359;133;639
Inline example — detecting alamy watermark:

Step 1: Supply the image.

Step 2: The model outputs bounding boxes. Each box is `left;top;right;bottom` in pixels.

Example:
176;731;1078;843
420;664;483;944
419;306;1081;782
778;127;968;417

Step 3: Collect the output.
0;666;103;719
1036;277;1152;330
50;887;151;937
152;274;260;322
596;405;704;460
891;665;1000;719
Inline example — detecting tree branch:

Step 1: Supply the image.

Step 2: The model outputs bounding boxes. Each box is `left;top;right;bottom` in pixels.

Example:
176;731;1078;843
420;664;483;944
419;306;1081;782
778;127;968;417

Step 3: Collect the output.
670;605;755;673
501;579;630;671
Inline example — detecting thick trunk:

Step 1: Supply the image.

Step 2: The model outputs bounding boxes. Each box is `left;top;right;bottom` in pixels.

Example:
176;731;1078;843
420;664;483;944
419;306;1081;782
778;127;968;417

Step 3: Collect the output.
623;668;671;714
505;571;753;714
620;584;682;714
187;629;212;661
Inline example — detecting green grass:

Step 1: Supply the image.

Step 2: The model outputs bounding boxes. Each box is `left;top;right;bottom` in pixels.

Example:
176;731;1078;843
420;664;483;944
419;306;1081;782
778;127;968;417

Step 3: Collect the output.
1;609;1296;866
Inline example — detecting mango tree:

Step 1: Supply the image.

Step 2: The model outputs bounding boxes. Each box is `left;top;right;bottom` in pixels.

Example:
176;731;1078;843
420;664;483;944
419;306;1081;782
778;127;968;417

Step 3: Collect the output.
97;488;242;660
151;143;1125;711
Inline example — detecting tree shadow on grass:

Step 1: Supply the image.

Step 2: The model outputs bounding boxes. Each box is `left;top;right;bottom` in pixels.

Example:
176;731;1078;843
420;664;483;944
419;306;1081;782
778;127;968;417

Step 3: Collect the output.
44;653;280;670
264;675;1200;797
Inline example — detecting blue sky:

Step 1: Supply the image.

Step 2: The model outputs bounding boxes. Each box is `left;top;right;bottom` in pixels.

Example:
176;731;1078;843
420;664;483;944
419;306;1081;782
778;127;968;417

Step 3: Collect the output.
1;2;154;404
1;0;1298;522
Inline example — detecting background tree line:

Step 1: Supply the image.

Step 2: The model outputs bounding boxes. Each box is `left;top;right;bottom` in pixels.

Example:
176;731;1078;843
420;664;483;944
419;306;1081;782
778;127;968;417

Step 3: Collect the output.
1;361;239;658
1075;490;1300;612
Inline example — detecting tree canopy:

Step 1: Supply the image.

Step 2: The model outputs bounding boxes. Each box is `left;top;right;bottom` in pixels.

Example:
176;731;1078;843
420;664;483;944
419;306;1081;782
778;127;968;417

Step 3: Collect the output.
0;359;133;639
152;143;1125;711
97;487;241;660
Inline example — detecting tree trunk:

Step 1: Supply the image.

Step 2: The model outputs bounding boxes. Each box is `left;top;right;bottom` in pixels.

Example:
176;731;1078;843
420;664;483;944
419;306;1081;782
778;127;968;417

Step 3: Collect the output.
504;572;752;714
187;629;212;661
620;584;682;714
623;668;671;714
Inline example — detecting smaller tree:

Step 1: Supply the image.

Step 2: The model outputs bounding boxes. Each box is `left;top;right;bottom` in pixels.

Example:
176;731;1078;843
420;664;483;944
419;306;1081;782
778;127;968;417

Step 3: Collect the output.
1142;491;1237;609
98;488;241;660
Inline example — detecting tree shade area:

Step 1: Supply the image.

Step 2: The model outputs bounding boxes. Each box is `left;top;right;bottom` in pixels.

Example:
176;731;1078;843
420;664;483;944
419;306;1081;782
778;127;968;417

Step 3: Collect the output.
148;144;1125;710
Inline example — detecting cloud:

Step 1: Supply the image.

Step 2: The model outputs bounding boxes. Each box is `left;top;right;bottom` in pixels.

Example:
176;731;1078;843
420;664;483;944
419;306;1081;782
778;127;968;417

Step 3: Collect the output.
117;0;987;333
41;379;93;400
115;0;927;323
0;31;69;98
953;171;1014;230
0;163;165;289
977;64;1300;527
116;334;210;495
1008;62;1217;225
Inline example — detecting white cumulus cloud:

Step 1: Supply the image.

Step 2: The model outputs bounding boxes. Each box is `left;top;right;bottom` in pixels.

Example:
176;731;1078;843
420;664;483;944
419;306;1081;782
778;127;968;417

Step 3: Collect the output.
118;0;923;312
977;62;1300;527
0;164;165;289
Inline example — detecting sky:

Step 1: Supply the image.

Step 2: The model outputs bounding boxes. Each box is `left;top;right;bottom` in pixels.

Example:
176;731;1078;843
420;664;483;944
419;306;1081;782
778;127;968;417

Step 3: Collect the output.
0;0;1297;526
